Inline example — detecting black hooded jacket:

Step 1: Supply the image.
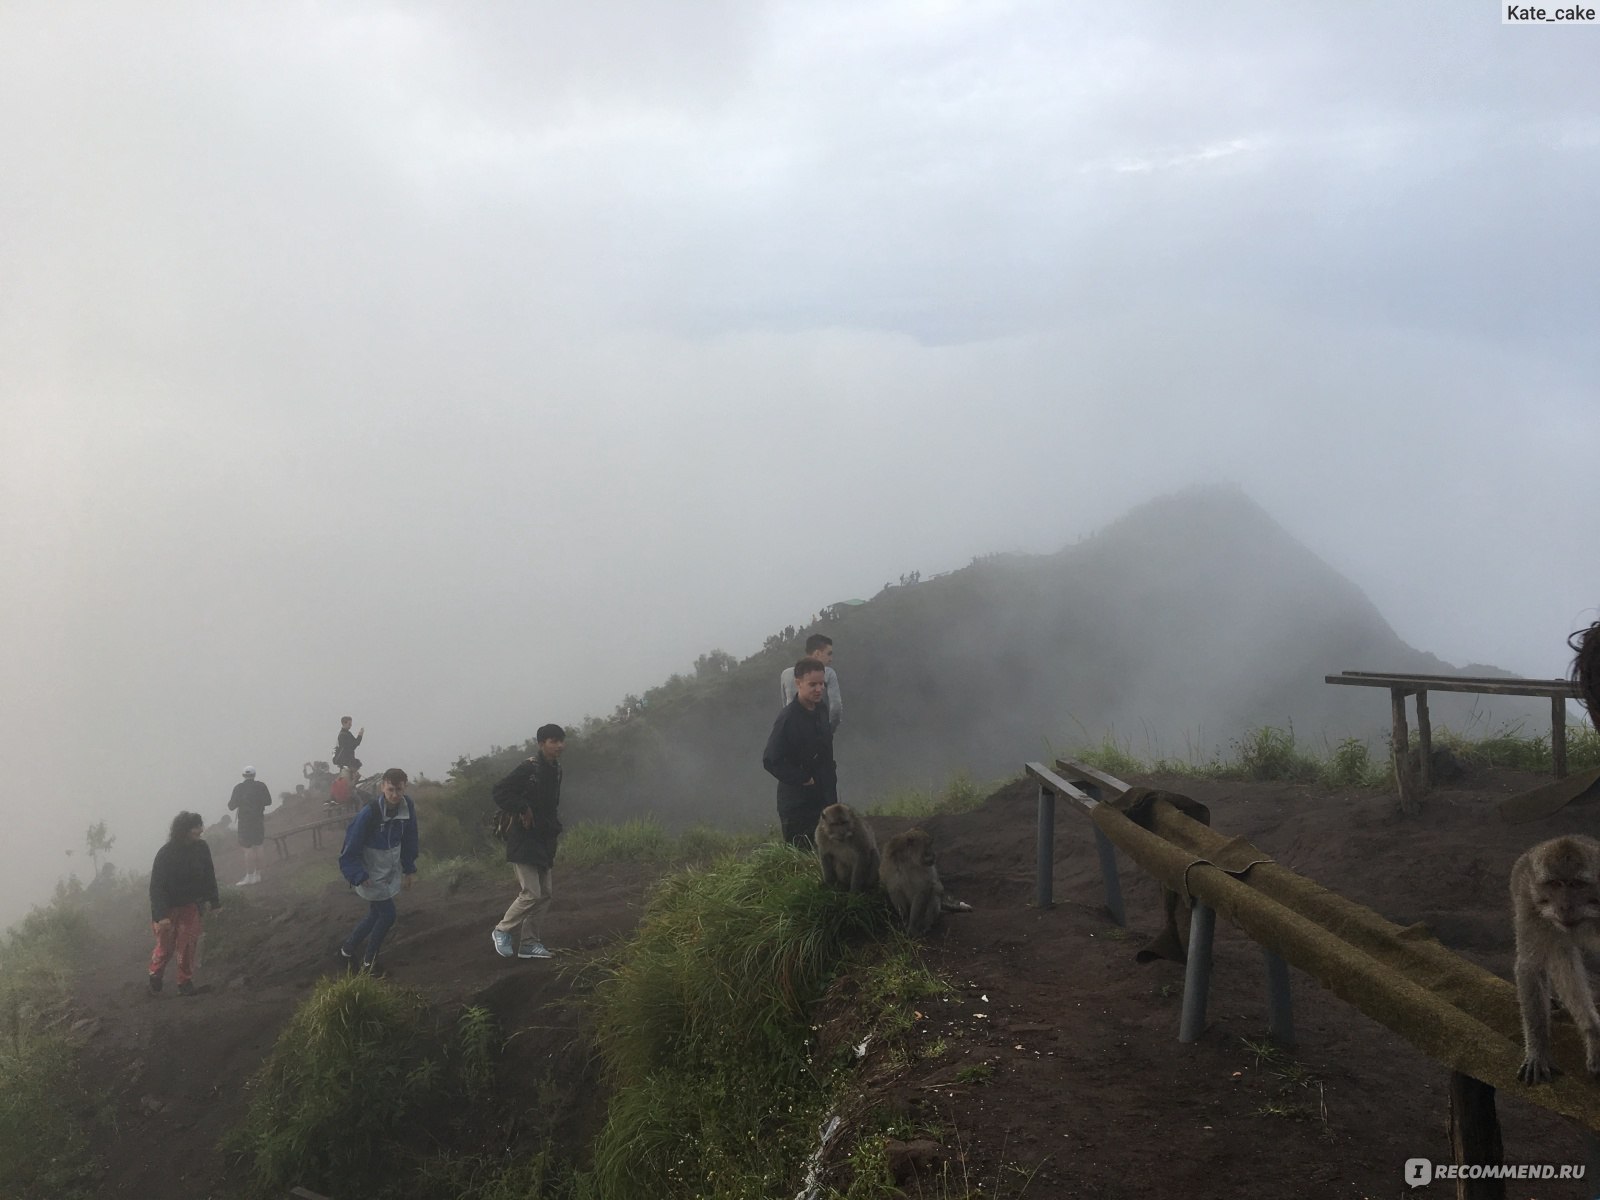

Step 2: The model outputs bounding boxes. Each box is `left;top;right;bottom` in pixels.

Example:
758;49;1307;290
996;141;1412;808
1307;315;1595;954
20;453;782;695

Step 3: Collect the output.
493;754;563;869
149;838;220;922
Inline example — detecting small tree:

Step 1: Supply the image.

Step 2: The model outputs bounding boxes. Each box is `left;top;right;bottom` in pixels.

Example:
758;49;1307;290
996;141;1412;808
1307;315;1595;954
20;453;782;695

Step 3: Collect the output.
84;821;115;875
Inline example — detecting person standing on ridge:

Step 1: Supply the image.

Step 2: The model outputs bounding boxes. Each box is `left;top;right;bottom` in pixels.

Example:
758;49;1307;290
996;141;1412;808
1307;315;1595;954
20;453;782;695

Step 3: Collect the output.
228;765;272;885
490;725;566;961
780;634;842;733
333;716;364;778
336;767;418;975
147;811;221;996
1572;617;1600;730
764;658;837;847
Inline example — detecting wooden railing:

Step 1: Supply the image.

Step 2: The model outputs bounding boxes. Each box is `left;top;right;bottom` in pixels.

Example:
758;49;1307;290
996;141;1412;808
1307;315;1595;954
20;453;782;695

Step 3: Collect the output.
1325;670;1581;815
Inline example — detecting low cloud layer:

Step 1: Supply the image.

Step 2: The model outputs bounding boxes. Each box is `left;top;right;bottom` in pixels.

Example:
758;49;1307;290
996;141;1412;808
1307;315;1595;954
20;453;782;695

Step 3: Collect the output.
2;0;1596;922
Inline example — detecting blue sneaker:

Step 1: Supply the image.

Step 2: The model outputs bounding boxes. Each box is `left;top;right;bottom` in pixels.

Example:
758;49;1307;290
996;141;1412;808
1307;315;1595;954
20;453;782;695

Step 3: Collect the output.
491;929;515;958
518;940;553;960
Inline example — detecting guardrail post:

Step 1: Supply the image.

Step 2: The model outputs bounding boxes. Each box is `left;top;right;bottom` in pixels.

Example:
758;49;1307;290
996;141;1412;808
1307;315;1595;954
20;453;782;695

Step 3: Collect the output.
1073;779;1126;926
1264;949;1294;1046
1093;828;1125;927
1035;784;1055;909
1178;901;1216;1043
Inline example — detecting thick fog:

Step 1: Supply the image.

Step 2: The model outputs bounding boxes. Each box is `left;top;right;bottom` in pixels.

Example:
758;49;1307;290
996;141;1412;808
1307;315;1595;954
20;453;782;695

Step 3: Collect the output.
2;1;1597;924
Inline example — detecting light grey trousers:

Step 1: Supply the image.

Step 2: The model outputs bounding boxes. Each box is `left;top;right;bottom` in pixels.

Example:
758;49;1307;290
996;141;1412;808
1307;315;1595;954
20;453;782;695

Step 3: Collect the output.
494;862;552;942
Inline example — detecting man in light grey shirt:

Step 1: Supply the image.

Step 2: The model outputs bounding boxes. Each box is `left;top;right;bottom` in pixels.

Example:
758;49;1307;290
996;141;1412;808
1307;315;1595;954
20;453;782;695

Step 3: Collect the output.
780;633;841;732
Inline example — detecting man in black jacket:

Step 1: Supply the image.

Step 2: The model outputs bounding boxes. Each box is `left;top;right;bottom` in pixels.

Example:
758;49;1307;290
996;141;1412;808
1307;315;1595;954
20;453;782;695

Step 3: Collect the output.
490;724;565;961
763;657;837;847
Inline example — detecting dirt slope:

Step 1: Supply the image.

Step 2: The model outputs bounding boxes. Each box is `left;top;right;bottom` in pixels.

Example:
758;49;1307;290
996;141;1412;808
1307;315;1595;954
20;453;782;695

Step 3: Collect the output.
70;769;1600;1199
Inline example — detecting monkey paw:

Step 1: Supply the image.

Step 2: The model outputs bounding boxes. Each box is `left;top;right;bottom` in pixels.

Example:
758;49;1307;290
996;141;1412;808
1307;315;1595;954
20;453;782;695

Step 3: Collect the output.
1517;1056;1555;1085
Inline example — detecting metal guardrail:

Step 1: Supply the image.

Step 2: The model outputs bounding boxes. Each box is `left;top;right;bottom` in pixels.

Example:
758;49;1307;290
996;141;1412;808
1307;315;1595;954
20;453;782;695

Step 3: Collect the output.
1026;759;1291;1046
1027;754;1600;1197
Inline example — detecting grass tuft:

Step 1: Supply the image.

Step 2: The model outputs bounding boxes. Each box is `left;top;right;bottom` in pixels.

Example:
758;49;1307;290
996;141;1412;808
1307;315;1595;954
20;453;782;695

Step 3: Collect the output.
1066;721;1598;790
579;843;915;1198
865;771;1003;819
224;975;441;1196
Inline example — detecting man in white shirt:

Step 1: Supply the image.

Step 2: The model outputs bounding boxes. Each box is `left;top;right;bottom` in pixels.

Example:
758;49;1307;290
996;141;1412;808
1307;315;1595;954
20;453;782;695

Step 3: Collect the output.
780;634;841;733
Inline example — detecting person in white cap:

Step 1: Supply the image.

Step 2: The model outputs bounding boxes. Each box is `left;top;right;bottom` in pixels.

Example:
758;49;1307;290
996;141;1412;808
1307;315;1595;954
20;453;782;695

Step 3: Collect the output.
227;766;272;885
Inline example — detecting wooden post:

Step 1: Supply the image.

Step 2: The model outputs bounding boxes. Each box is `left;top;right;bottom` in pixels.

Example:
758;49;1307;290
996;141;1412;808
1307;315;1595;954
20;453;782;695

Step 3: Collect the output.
1553;696;1569;780
1391;688;1417;816
1446;1071;1505;1200
1415;690;1433;793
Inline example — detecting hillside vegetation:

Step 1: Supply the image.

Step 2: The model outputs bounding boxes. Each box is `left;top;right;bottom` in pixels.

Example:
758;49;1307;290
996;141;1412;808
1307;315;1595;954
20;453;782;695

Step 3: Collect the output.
443;486;1558;838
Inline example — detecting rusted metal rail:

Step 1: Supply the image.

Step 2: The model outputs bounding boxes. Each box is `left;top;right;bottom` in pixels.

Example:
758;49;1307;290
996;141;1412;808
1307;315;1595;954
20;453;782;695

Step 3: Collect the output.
1029;755;1600;1198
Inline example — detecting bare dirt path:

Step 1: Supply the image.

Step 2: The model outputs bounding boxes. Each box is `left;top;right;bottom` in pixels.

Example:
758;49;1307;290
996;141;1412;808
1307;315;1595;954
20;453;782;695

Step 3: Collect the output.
886;771;1597;1199
78;844;656;1200
68;769;1600;1199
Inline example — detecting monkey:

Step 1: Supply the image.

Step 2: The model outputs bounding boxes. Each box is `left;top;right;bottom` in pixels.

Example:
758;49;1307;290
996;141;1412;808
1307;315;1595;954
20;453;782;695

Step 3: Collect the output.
881;827;948;936
815;803;879;893
1511;834;1600;1084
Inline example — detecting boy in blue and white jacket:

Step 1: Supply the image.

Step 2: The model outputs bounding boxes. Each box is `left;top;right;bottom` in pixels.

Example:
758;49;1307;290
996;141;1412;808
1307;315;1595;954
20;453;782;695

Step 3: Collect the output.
337;767;419;973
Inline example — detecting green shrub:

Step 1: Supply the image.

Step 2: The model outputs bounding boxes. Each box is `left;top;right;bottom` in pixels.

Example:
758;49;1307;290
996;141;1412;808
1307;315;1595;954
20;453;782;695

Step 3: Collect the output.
1319;737;1386;789
1074;735;1148;780
225;975;441;1196
0;1035;100;1199
411;1149;578;1200
1228;725;1320;783
1571;724;1600;772
561;818;671;867
865;770;1005;819
581;844;899;1199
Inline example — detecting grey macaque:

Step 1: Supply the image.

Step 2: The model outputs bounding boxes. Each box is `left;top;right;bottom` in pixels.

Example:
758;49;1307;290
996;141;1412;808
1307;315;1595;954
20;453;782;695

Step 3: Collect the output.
815;803;879;893
881;827;946;936
1512;835;1600;1084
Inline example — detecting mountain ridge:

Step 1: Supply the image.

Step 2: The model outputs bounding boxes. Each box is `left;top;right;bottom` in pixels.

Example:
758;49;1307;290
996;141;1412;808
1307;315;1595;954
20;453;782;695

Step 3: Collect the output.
556;485;1548;828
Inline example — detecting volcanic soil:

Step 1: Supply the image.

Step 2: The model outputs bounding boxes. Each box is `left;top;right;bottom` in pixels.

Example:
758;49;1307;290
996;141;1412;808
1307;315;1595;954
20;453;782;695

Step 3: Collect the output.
68;769;1600;1199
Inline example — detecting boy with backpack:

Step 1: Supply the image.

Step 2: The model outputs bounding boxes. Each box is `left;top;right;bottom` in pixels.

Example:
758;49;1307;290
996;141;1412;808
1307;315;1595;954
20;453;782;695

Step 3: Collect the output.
490;725;565;960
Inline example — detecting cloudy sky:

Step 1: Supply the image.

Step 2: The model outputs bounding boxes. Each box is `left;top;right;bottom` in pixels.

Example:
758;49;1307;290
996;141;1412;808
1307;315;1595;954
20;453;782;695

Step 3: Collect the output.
2;0;1596;918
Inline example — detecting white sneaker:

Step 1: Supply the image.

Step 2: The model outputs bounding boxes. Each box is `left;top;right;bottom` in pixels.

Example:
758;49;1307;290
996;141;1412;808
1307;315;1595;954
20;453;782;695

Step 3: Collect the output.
235;876;252;887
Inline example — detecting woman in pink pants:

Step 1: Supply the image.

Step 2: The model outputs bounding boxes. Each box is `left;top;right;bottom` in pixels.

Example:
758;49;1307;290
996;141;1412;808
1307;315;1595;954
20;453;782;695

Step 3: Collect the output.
147;811;220;996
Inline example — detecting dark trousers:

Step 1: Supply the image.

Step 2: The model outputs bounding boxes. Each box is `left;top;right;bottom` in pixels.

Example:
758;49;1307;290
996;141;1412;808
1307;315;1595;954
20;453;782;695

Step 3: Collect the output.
776;781;835;849
344;898;396;962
